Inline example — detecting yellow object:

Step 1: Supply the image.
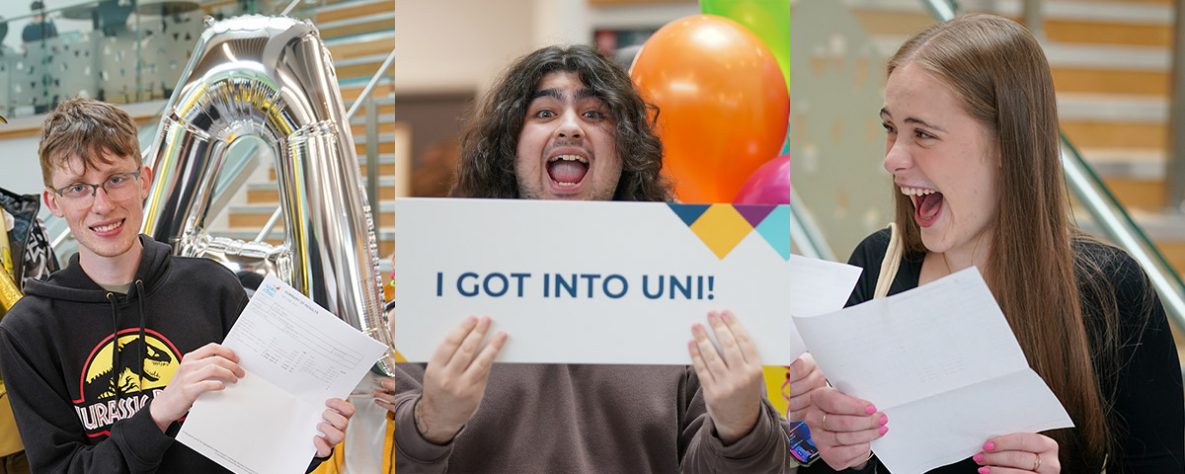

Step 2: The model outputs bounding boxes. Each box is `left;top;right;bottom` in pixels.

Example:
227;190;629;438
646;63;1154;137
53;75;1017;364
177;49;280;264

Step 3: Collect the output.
383;411;395;474
763;365;791;417
309;443;345;474
0;211;13;278
0;388;23;457
0;273;20;318
308;412;396;474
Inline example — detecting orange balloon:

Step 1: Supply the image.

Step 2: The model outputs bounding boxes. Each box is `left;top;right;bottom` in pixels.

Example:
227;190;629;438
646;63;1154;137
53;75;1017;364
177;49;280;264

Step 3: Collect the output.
631;15;789;203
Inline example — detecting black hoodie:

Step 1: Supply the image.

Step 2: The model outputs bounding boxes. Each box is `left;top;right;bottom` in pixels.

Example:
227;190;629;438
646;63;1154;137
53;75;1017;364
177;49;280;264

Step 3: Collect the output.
0;235;247;473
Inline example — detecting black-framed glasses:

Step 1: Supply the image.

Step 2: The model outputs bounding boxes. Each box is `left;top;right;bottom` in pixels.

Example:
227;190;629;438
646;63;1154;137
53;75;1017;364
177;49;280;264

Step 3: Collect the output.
51;171;142;201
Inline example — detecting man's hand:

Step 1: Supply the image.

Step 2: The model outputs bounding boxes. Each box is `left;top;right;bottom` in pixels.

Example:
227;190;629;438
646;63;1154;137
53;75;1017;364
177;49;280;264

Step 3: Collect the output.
688;310;764;444
149;343;244;432
804;387;887;470
314;398;355;458
416;316;507;444
785;353;825;422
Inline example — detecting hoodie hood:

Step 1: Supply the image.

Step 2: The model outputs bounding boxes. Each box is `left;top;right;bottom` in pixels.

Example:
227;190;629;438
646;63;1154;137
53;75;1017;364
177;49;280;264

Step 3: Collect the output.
23;235;172;303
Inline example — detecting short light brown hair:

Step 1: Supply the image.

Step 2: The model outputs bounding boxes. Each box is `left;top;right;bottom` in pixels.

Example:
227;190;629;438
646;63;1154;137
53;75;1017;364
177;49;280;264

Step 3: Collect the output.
38;97;141;187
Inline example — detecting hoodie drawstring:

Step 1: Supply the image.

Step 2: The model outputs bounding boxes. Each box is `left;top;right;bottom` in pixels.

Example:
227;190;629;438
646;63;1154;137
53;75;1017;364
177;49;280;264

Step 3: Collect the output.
135;280;146;392
105;281;148;400
105;292;120;400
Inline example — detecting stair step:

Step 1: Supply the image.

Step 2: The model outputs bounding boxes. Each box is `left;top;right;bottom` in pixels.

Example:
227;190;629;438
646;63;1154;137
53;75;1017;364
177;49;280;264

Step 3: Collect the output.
247;176;397;203
316;0;395;24
267;155;399;180
1079;148;1165;180
1061;120;1165;150
848;0;1170;28
1058;93;1166;122
212;230;396;258
350;120;399;139
326;31;395;61
1098;177;1166;212
319;12;395;40
1044;18;1171;48
229;200;397;228
336;53;395;80
341;81;395;103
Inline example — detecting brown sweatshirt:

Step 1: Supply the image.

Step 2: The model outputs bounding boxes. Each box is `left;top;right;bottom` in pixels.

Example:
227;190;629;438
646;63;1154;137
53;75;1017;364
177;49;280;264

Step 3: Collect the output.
393;363;795;473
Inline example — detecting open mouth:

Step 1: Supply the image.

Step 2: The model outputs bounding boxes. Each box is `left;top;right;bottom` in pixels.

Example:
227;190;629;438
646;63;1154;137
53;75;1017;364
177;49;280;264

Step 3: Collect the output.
90;219;125;237
901;186;944;228
546;154;589;188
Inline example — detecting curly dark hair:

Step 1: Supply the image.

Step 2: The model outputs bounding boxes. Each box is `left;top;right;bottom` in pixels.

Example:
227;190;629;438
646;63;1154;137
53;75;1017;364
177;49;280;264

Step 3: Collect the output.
450;45;671;202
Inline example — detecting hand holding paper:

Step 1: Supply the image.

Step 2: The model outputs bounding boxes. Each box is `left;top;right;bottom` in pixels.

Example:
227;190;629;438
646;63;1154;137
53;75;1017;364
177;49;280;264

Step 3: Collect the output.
805;387;886;470
784;353;825;423
177;274;388;474
314;398;355;457
149;343;245;432
794;268;1073;474
976;432;1061;473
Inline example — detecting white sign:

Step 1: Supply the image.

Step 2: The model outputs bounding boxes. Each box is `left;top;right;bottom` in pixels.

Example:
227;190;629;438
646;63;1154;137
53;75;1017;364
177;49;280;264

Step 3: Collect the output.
394;198;860;365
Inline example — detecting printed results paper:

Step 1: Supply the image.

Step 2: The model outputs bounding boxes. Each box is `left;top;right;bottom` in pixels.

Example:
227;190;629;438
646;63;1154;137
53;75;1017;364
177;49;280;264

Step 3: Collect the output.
178;274;387;474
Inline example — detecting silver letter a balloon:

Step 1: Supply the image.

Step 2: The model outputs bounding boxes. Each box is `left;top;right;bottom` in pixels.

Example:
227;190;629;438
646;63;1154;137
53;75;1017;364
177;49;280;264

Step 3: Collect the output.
141;16;395;375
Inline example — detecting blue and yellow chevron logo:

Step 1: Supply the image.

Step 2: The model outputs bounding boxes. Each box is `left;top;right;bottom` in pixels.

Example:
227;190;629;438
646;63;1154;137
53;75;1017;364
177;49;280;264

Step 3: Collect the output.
669;204;791;260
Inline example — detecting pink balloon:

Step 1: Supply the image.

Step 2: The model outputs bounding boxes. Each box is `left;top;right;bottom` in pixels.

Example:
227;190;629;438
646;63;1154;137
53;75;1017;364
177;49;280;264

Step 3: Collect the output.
734;154;790;204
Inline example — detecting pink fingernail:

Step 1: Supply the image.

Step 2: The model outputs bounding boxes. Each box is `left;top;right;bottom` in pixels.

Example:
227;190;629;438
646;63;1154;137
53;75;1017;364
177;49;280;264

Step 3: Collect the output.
978;467;990;474
983;441;996;452
972;453;984;464
879;415;888;426
722;311;735;322
864;404;877;415
877;426;888;436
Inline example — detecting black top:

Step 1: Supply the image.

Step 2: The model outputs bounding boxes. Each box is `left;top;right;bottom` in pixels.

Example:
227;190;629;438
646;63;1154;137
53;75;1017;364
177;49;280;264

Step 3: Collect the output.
0;236;329;473
804;229;1185;473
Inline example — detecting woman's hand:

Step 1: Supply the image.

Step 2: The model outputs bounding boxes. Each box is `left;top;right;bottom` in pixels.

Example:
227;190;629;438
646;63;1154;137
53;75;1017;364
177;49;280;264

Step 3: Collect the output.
804;387;887;470
973;432;1060;473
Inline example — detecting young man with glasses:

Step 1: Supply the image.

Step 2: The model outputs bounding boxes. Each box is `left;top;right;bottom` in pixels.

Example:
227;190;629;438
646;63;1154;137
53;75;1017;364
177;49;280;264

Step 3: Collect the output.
0;97;355;473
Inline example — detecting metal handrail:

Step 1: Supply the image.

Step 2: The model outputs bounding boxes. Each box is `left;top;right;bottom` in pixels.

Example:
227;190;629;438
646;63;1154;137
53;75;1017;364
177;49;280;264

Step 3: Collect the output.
347;49;397;119
789;189;834;261
916;0;1185;352
281;0;304;17
256;46;395;242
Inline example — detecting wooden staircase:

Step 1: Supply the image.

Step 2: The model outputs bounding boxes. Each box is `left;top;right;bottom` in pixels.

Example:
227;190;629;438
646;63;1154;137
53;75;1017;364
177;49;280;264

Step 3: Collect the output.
219;0;399;289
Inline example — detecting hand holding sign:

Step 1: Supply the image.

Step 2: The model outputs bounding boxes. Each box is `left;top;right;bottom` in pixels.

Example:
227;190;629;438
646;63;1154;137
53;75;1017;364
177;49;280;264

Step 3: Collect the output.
417;316;508;444
688;310;764;444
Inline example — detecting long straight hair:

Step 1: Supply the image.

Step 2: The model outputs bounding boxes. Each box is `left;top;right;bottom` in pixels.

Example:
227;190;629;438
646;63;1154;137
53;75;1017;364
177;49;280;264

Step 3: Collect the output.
887;14;1114;470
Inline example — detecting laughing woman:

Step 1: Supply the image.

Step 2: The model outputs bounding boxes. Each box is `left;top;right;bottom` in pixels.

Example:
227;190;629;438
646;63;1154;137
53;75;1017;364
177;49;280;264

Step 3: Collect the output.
800;14;1184;474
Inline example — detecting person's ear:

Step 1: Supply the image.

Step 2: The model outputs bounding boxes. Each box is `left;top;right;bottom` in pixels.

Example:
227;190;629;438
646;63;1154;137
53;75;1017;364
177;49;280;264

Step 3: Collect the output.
42;188;64;217
139;165;153;198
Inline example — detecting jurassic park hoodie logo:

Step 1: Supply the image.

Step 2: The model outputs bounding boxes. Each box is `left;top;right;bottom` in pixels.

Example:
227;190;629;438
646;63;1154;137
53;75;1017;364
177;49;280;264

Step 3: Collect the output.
72;328;181;438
